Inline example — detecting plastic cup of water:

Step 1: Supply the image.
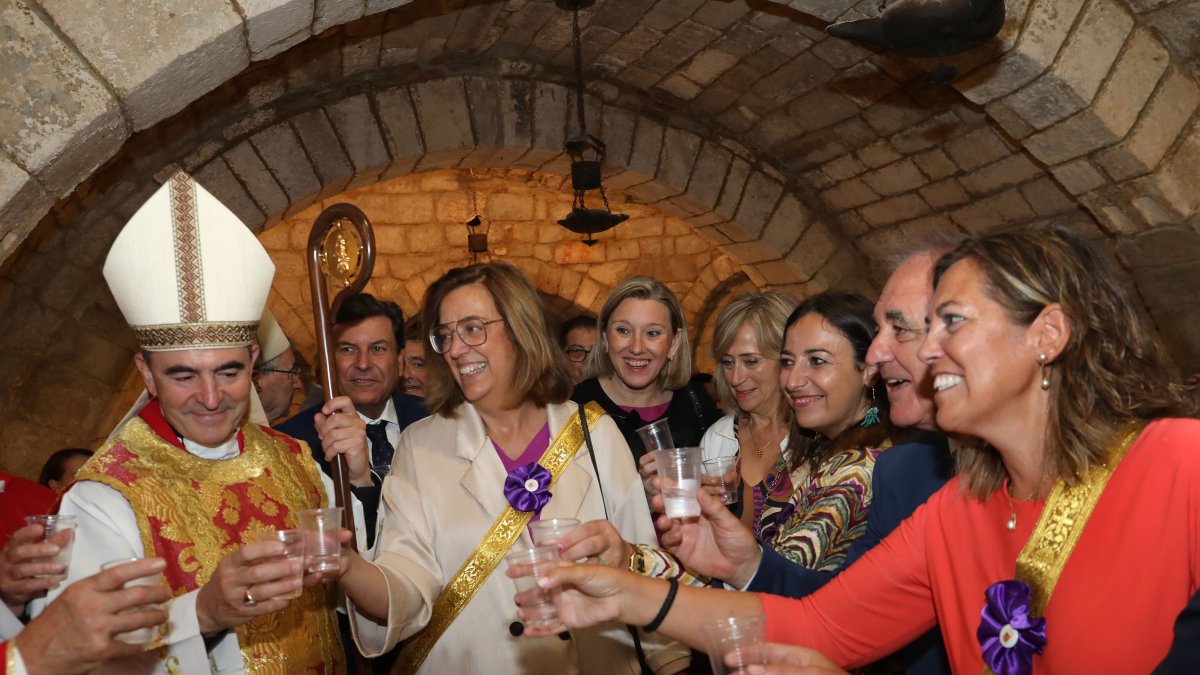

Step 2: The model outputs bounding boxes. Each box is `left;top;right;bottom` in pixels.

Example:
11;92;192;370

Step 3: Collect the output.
255;529;306;599
100;557;167;645
703;456;740;505
701;615;767;674
297;507;343;573
654;447;703;518
24;514;76;578
528;518;580;546
505;545;562;630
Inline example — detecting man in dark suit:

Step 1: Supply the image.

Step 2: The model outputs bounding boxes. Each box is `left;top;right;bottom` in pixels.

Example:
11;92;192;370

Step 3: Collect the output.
276;293;425;675
661;249;955;675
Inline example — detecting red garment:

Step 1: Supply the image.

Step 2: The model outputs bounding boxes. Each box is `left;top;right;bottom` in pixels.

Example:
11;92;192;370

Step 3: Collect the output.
762;417;1200;673
0;471;56;544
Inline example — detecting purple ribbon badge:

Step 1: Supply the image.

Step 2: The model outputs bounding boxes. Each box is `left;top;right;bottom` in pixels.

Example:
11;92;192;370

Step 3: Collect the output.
977;579;1047;675
505;462;553;513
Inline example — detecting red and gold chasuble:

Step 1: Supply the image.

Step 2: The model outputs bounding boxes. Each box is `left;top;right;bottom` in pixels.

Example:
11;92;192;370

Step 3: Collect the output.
77;401;344;674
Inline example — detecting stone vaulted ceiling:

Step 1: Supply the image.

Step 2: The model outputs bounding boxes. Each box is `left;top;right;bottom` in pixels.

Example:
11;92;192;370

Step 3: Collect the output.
0;0;1198;476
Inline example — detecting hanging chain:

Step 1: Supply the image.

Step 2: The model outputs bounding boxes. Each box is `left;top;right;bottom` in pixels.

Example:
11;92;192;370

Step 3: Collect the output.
572;8;587;136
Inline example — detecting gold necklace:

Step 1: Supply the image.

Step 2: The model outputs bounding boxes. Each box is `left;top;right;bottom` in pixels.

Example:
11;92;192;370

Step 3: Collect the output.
744;422;780;458
1004;479;1045;531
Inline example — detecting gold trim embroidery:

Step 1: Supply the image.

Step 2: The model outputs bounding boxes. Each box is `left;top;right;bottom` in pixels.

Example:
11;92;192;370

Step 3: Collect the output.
983;419;1146;674
394;402;606;674
170;173;205;324
133;321;258;350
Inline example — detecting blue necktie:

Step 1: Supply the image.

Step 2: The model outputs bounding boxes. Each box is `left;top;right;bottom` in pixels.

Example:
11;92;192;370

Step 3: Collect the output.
366;421;394;469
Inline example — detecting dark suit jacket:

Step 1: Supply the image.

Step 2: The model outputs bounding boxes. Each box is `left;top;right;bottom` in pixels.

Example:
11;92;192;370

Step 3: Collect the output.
276;392;428;474
1154;590;1200;673
749;431;954;675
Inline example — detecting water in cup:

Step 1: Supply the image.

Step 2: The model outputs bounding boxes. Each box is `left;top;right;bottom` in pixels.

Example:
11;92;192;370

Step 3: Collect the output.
255;529;306;599
100;557;166;645
24;514;76;578
297;507;343;573
505;546;561;630
655;447;703;518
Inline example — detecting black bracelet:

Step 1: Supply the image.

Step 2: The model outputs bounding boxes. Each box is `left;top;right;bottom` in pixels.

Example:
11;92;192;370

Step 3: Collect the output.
643;577;679;633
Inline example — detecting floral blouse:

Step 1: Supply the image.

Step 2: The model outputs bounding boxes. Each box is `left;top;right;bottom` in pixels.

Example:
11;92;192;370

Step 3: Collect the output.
759;445;883;571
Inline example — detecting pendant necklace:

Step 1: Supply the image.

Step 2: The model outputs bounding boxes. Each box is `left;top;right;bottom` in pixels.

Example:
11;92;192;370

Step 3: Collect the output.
1004;479;1043;531
746;423;780;458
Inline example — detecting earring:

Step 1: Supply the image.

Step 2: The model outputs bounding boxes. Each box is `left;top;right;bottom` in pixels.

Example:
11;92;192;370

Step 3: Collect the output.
861;387;880;427
1038;353;1050;390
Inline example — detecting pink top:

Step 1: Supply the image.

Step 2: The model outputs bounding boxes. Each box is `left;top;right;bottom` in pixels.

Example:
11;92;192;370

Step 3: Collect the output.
761;418;1200;673
619;401;672;423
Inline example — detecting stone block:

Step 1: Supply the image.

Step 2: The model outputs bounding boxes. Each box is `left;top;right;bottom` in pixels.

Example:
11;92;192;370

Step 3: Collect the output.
714;157;751;220
821;155;866;182
685;142;733;209
40;0;248;130
829;61;900;108
862;91;931;137
785;219;838;280
733;172;784;238
859;193;930;227
487;193;535;221
374;85;424;163
0;2;128;198
783;89;861;133
956;0;1088;104
532;81;570;157
193;160;266;230
412;78;474;158
944;127;1014;172
600;104;638;170
959;154;1043;196
289;109;354;195
1156;124;1200;219
759;193;811;256
745;111;807;149
822;177;879;212
250;123;321;202
1094;68;1200;181
1000;0;1133;131
912;149;960;181
657;127;703;194
861;159;926;196
1048;158;1106;195
920;178;970;209
326;95;390;176
241;0;313;60
223;141;290;219
950;188;1036;233
1020;176;1078;216
680;48;739;86
314;0;364;33
889;111;964;155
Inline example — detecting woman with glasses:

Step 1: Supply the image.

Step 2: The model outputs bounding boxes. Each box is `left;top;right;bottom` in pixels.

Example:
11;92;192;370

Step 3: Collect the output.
332;262;688;674
572;277;720;482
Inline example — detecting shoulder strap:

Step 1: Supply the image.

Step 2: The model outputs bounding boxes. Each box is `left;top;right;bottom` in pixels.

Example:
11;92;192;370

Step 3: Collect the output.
394;407;592;674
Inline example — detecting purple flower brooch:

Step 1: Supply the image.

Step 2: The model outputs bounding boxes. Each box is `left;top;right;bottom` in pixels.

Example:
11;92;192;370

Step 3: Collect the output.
504;462;552;513
977;580;1047;675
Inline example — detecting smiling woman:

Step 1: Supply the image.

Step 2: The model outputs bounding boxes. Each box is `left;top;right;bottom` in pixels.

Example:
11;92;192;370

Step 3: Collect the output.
329;262;688;674
572;277;721;472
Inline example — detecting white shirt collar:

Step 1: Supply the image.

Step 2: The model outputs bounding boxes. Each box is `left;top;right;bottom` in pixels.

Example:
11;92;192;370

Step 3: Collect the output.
182;434;240;460
357;396;398;427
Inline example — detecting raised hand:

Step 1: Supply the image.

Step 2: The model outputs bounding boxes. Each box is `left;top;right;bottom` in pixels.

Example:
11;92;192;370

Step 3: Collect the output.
743;643;849;674
555;520;634;567
314;394;373;486
655;488;762;587
0;523;66;607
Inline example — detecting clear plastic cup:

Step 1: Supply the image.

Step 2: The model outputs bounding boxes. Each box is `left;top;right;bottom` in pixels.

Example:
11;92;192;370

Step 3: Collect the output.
255;529;306;599
635;419;674;452
703;456;740;505
504;546;561;630
701;615;767;674
24;514;76;578
297;507;343;573
100;557;166;645
528;518;580;546
655;447;703;518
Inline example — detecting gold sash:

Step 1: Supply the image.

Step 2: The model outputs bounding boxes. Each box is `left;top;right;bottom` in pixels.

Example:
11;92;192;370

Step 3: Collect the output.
983;419;1146;674
393;402;606;674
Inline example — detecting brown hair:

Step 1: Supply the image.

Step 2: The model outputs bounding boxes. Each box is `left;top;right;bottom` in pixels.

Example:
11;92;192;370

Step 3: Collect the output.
935;226;1192;498
710;291;797;421
782;291;894;473
593;276;692;390
420;262;573;416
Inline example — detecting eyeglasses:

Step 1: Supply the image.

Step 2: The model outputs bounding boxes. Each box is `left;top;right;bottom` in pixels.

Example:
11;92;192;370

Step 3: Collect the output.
255;366;302;378
429;318;505;355
564;347;591;363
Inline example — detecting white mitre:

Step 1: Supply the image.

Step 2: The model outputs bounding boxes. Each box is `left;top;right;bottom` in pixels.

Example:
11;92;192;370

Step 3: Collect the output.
256;307;291;365
103;172;274;351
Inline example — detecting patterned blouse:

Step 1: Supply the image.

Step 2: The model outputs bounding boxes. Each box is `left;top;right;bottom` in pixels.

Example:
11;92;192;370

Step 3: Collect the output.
758;445;883;571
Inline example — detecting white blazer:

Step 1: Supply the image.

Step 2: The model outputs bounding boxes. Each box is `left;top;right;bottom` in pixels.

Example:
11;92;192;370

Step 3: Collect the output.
351;401;689;674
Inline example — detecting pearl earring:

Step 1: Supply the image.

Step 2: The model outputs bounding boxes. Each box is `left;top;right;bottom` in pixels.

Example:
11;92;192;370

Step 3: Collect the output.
1038;353;1050;390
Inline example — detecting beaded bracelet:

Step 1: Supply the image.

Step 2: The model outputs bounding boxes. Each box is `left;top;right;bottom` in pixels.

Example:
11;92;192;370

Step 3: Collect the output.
643;577;679;633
